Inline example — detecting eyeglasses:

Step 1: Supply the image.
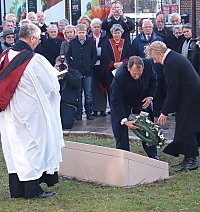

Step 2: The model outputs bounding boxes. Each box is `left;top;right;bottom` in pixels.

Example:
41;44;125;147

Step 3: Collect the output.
6;35;14;39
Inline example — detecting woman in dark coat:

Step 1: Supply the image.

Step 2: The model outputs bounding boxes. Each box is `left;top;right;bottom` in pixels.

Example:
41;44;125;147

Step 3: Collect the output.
146;41;200;172
105;24;131;92
36;24;62;66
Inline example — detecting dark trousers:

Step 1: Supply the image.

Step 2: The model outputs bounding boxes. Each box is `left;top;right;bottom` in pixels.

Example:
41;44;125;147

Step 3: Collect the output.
60;102;77;129
9;172;58;199
9;174;43;199
164;132;200;158
111;106;157;158
153;79;166;117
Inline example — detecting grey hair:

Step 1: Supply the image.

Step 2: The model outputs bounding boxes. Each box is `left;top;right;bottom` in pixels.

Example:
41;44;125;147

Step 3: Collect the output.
2;20;13;27
182;23;192;30
5;13;16;19
128;56;144;69
19;19;31;27
76;23;87;31
170;13;181;21
36;11;45;18
173;24;183;32
110;24;124;34
64;25;75;32
26;11;37;20
58;19;69;26
142;19;153;27
47;24;58;32
90;18;102;28
18;23;41;39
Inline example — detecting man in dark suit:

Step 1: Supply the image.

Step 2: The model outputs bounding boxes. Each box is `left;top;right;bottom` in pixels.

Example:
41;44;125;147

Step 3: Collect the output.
153;11;174;44
146;41;200;172
110;56;159;159
102;0;134;43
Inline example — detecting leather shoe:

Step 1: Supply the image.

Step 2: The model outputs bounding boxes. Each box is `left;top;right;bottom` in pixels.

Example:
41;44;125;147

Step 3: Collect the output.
39;191;55;198
100;111;107;116
176;158;198;172
87;115;93;120
172;157;187;167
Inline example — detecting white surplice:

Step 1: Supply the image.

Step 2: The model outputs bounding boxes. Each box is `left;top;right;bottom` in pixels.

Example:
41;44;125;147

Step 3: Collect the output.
0;50;64;181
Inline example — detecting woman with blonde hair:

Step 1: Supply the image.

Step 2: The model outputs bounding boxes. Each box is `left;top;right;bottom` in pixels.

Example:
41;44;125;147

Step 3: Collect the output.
77;15;91;34
60;25;76;58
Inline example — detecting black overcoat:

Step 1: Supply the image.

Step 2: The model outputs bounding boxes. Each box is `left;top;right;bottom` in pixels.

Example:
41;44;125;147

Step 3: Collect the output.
110;59;157;122
162;51;200;155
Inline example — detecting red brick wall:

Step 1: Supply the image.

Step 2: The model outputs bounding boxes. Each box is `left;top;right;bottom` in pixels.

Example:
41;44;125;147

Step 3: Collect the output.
180;0;200;37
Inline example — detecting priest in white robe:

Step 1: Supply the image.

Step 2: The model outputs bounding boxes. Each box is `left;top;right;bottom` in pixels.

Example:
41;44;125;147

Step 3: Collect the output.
0;24;64;199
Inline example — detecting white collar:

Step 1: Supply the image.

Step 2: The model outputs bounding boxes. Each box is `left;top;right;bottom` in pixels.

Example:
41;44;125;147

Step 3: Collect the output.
162;49;171;64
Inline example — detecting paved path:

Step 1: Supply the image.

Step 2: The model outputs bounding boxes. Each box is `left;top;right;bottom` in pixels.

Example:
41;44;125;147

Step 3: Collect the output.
63;113;175;143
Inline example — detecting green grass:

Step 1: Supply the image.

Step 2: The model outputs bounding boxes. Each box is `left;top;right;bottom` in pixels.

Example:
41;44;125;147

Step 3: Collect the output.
0;135;200;211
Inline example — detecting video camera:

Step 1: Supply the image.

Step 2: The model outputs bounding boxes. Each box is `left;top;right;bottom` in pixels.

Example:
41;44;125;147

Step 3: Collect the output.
59;55;68;71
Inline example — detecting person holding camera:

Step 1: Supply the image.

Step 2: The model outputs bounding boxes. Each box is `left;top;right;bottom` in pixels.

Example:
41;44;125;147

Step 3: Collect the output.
55;56;81;129
102;0;134;43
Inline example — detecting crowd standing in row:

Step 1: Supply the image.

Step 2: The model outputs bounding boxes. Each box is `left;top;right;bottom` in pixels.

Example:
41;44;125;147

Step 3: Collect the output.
0;0;200;199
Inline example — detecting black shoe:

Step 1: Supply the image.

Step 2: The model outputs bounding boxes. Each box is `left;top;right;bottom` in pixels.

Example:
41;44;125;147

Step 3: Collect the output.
100;111;107;116
172;157;188;167
176;158;198;172
39;191;55;198
87;114;93;120
92;111;98;116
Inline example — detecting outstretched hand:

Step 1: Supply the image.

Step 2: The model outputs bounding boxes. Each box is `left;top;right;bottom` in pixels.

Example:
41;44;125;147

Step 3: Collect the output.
142;97;153;109
124;120;139;130
157;113;167;125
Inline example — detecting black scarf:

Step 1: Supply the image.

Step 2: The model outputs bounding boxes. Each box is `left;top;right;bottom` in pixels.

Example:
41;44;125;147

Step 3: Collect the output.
12;40;33;52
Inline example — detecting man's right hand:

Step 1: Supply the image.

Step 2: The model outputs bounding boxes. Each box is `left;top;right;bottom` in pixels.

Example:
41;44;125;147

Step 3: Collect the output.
125;120;139;129
108;9;115;19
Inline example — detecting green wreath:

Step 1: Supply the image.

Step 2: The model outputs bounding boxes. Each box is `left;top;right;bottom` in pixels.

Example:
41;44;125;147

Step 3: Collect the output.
128;112;166;148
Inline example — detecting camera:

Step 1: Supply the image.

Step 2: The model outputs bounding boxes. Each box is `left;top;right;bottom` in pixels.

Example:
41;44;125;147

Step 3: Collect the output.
59;55;68;71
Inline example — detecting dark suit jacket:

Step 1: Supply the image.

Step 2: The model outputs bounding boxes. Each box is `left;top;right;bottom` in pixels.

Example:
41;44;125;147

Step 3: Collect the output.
153;26;174;45
110;59;157;122
162;50;200;142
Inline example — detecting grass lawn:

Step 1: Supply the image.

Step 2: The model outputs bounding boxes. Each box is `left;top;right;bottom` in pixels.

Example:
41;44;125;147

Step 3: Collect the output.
0;135;200;211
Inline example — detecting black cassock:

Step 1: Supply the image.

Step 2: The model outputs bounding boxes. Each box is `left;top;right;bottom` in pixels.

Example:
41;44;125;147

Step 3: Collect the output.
162;50;200;157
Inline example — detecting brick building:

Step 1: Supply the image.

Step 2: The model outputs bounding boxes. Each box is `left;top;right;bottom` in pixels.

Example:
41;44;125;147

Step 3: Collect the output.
180;0;200;36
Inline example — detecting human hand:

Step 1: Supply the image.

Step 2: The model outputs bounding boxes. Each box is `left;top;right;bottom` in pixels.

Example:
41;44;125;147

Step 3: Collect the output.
108;9;115;19
125;120;139;129
114;62;123;69
118;9;124;17
142;97;153;109
157;113;167;125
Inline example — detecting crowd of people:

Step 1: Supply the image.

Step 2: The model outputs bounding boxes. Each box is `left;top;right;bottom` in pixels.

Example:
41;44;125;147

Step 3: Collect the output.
0;0;200;199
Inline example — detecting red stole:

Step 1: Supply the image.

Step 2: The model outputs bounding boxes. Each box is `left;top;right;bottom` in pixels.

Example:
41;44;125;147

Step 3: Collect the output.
109;38;125;62
0;50;34;111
